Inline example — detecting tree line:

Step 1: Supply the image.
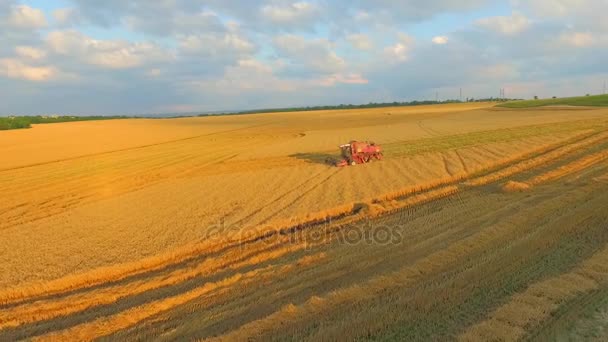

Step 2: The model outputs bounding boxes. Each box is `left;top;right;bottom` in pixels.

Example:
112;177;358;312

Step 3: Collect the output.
208;98;520;116
0;116;129;130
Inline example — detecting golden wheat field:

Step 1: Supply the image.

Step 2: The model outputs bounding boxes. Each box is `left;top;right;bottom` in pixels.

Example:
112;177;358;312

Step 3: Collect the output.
2;103;608;341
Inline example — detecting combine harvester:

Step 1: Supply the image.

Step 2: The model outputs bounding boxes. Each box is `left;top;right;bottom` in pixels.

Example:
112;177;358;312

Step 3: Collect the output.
335;141;383;167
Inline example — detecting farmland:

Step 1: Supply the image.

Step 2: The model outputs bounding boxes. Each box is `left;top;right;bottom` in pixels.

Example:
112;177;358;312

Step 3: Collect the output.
498;94;608;108
1;102;608;340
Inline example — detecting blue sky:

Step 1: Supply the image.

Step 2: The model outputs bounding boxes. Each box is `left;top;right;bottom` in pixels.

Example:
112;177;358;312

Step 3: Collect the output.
1;0;607;115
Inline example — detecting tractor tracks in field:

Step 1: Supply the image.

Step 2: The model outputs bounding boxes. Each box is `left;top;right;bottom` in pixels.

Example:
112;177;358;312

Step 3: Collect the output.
2;127;608;340
230;168;332;228
201;183;608;342
417;119;445;137
0;127;281;233
0;123;273;174
526;287;608;341
440;154;454;177
460;226;608;342
255;168;342;224
0;148;239;232
453;149;471;174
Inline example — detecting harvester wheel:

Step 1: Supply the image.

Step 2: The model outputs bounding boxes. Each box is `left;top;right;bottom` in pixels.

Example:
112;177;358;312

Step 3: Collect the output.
351;161;357;166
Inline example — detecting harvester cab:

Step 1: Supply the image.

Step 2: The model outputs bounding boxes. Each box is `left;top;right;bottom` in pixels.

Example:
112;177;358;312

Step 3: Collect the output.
335;141;383;167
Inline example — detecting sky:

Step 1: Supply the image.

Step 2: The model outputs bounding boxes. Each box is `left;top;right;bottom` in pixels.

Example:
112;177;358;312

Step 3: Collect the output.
1;0;607;115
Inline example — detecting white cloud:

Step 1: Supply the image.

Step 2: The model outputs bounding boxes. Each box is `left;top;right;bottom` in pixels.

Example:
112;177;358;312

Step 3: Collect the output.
46;30;85;55
178;32;255;62
7;4;47;29
261;2;318;24
385;43;408;61
186;58;299;95
47;30;173;69
477;63;520;80
15;46;47;60
384;34;414;62
146;68;162;78
512;0;589;17
354;11;371;22
0;58;56;82
513;0;608;32
52;8;80;26
273;35;345;73
318;73;369;87
88;45;149;69
559;32;595;47
124;10;224;36
340;0;492;23
432;36;449;45
2;0;608;115
347;34;373;50
185;58;368;106
476;12;531;35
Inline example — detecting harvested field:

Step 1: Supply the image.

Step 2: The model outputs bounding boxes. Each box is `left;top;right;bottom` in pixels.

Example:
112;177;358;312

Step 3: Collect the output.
1;103;608;340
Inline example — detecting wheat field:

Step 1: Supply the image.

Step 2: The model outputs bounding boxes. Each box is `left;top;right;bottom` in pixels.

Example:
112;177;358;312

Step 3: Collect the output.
1;103;608;341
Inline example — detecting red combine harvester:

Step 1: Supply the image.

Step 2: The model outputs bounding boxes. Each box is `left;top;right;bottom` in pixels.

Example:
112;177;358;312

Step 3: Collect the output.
335;141;383;167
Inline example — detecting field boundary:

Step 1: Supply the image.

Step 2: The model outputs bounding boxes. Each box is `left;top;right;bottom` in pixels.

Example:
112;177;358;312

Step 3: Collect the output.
1;125;607;340
2;127;607;309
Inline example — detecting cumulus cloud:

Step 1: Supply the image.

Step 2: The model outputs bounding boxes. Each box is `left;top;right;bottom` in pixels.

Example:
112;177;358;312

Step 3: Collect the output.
261;2;318;24
319;73;369;87
273;35;345;74
513;0;594;18
432;36;449;45
384;34;414;62
47;30;173;69
178;32;255;57
15;46;46;60
46;30;84;55
558;32;595;47
195;58;300;93
124;10;225;36
476;13;531;35
515;0;608;32
342;0;490;23
353;11;371;22
7;4;47;29
477;63;520;80
182;58;310;110
1;1;608;115
0;58;56;81
52;8;81;27
347;34;373;50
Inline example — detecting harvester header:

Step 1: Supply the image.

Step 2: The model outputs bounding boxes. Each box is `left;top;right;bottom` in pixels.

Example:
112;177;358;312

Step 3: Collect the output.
335;141;383;167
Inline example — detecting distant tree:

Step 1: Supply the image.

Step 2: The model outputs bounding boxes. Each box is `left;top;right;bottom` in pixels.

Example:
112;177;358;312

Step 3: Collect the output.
534;96;539;100
552;96;557;99
586;94;591;96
